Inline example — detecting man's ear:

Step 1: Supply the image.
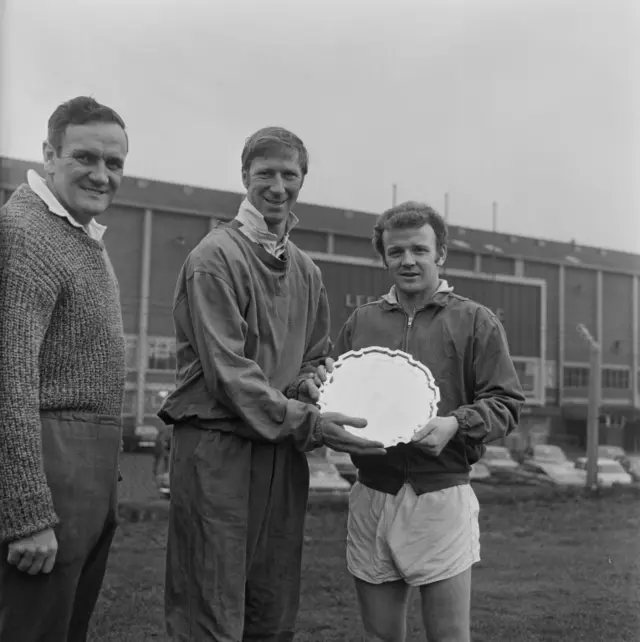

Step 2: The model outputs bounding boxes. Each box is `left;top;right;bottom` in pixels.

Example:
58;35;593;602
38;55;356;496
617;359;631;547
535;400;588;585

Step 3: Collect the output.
436;246;447;267
43;140;56;174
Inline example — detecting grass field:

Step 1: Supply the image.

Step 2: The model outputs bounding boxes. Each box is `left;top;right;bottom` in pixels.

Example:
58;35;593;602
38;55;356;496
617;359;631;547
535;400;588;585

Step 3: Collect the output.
90;481;640;642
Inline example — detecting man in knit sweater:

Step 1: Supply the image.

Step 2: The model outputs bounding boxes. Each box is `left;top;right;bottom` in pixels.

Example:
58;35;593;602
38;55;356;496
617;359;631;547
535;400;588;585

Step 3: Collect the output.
0;96;128;642
158;127;386;641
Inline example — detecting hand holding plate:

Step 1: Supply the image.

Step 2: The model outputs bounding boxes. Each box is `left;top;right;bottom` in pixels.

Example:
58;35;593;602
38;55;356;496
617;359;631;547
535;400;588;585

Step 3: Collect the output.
319;412;387;456
410;416;459;456
298;358;336;404
313;357;335;388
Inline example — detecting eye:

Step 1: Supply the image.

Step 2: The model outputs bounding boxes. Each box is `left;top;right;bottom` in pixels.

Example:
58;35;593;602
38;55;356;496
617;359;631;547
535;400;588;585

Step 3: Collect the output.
107;159;124;171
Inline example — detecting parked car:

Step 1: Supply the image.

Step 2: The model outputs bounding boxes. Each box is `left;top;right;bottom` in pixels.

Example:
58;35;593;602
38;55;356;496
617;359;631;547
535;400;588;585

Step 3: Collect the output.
521;460;586;487
469;461;491;482
482;445;520;472
598;445;627;462
325;449;358;485
158;472;170;498
625;456;640;482
122;424;159;452
574;457;633;487
526;444;573;469
308;457;351;494
597;446;640;481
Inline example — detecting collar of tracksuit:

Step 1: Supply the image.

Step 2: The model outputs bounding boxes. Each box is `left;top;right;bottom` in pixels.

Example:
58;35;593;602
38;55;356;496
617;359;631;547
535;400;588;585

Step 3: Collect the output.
380;280;454;312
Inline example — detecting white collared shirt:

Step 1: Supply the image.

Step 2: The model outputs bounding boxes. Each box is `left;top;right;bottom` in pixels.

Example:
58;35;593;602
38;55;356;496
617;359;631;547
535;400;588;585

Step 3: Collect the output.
27;170;107;241
234;198;298;259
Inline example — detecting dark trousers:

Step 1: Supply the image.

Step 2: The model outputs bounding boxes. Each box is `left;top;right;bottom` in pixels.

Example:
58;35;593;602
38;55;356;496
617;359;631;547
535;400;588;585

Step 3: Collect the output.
0;412;121;642
165;424;310;642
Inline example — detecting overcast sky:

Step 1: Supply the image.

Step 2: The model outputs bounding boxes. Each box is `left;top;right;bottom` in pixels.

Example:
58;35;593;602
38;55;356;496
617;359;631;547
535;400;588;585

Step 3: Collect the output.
1;0;638;252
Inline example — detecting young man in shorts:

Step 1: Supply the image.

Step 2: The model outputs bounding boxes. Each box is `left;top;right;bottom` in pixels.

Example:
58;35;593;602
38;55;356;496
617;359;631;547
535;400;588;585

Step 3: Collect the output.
312;201;525;641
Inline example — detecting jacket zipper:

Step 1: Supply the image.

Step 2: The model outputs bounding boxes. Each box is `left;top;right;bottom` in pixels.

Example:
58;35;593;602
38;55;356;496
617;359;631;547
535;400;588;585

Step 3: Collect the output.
401;310;415;483
402;313;414;353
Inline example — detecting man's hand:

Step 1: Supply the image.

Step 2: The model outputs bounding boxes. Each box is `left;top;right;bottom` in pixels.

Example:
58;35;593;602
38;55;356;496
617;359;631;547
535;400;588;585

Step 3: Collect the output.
298;357;336;404
320;411;386;456
7;527;58;575
410;416;459;456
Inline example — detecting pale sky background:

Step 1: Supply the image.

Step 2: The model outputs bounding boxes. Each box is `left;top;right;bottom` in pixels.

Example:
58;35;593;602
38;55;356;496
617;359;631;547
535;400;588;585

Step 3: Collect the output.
1;0;639;252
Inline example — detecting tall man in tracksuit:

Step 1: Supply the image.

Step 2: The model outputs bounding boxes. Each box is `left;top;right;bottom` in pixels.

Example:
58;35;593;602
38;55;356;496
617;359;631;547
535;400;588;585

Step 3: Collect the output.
157;127;386;641
312;201;525;642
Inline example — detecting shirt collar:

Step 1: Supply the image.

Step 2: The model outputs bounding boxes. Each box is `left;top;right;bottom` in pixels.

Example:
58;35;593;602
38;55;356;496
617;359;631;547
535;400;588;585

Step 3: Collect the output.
383;279;454;306
27;170;107;241
234;198;298;256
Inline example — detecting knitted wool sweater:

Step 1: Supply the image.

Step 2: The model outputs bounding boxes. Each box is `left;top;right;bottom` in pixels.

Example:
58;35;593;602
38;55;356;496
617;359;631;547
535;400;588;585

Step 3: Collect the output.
0;184;126;543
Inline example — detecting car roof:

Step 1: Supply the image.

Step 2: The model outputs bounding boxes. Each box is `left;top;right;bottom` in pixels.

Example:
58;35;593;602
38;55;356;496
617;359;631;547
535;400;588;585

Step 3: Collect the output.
576;456;619;464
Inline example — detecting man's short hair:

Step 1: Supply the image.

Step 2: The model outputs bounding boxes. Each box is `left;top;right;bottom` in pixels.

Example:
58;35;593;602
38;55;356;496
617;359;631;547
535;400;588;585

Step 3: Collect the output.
241;127;309;176
372;200;448;260
47;96;127;152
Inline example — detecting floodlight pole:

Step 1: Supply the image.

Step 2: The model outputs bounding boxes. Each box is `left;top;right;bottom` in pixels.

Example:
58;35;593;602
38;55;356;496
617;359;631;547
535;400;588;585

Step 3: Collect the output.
577;323;601;490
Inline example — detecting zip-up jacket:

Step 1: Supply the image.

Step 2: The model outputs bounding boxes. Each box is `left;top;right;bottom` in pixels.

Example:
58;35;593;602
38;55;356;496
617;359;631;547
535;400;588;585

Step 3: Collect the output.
332;282;525;495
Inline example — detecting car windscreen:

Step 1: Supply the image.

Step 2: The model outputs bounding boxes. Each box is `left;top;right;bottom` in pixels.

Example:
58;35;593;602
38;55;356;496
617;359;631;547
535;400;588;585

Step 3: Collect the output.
598;462;625;474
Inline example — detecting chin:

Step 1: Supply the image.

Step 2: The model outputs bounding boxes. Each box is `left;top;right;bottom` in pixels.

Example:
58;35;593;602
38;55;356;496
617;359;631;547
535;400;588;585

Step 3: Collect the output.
395;282;425;295
80;197;110;215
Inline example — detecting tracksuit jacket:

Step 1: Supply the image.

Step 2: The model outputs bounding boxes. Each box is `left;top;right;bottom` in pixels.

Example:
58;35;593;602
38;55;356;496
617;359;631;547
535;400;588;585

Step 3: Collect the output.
332;281;526;496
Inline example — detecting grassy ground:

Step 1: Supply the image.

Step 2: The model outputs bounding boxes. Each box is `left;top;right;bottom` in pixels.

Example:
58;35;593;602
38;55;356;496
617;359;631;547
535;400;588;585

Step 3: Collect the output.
90;482;640;641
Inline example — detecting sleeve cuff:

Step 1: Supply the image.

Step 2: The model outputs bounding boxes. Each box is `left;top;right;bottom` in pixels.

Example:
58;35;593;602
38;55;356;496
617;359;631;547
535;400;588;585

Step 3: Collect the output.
0;489;59;544
449;408;484;437
299;414;325;452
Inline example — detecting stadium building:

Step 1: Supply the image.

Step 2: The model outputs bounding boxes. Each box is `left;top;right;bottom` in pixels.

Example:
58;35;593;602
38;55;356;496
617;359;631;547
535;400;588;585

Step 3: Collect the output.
2;156;639;453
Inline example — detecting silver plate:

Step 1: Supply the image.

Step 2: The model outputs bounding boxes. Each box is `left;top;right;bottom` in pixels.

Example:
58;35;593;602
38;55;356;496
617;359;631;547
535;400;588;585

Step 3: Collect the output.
317;347;440;448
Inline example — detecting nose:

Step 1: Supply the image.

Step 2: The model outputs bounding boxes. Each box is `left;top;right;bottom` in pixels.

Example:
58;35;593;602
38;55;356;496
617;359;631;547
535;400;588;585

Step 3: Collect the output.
89;160;109;186
401;250;416;266
269;174;285;196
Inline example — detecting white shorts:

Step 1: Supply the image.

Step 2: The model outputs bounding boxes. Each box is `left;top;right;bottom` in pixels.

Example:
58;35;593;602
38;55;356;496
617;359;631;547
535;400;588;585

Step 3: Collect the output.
346;482;480;587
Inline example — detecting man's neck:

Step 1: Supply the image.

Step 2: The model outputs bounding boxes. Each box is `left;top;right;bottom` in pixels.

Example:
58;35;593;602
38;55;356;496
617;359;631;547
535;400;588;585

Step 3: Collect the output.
268;219;288;242
396;283;440;317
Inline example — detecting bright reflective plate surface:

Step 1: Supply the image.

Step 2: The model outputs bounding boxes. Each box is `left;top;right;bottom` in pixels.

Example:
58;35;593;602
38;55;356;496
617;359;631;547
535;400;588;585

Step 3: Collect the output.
317;347;440;448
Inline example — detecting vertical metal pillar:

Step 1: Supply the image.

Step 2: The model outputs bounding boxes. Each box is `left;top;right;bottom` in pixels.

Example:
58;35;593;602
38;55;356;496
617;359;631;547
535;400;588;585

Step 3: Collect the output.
632;275;639;408
135;209;153;427
577;324;601;490
558;265;565;406
326;232;335;255
539;279;547;406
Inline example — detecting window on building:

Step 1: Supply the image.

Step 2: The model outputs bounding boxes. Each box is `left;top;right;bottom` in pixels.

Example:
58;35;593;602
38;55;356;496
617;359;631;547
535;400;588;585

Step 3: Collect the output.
143;387;173;415
148;336;177;371
123;388;137;415
512;359;537;397
123;385;174;416
602;368;630;390
563;366;589;388
125;335;138;371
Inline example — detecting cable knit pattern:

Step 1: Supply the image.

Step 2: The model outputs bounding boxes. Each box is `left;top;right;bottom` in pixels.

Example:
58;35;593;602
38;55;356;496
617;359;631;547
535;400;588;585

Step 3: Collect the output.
0;184;126;543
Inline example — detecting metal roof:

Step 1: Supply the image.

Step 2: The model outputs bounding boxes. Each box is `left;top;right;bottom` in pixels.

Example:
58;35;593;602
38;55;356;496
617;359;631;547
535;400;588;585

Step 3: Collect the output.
2;155;639;273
